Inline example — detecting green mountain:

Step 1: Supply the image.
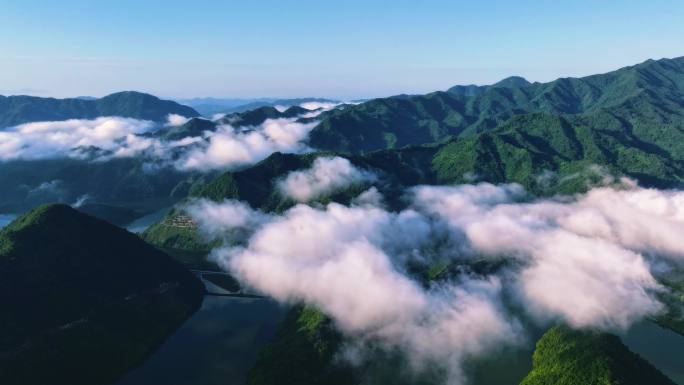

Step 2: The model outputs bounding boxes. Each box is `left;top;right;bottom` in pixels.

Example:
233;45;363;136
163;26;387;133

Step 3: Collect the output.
247;306;356;385
0;204;204;385
308;56;684;154
216;105;314;126
178;97;337;116
0;91;199;127
519;326;675;385
0;157;213;216
447;76;532;96
161;117;217;140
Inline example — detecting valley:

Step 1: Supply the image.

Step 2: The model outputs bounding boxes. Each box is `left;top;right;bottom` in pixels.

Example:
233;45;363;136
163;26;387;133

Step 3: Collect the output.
2;55;684;385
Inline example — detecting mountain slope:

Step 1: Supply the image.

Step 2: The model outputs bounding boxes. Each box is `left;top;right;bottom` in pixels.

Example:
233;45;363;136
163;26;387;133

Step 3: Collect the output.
447;75;532;96
0;91;199;127
519;326;675;385
0;204;204;385
179;97;337;116
309;56;684;153
0;157;213;215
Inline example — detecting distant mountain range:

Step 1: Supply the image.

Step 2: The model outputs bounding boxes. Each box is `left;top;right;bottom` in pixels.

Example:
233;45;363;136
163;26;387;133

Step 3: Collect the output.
177;97;339;116
0;91;199;127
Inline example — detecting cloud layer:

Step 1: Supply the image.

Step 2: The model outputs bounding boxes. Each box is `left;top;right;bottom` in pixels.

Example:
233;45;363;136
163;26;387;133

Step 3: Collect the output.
0;117;156;161
188;183;684;383
277;157;377;202
0;114;317;171
178;118;315;171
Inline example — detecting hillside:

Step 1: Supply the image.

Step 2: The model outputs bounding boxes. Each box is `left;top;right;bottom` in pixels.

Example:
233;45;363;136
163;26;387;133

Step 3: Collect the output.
308;56;684;153
519;327;675;385
447;76;532;96
0;91;199;127
144;109;684;260
0;157;213;215
178;97;338;116
0;204;205;385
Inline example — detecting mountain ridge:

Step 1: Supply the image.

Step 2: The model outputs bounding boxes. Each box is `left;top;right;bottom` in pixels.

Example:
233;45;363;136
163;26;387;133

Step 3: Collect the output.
308;56;684;153
0;91;199;127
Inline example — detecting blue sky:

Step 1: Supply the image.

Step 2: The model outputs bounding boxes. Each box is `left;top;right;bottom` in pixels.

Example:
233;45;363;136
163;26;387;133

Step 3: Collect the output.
0;0;682;99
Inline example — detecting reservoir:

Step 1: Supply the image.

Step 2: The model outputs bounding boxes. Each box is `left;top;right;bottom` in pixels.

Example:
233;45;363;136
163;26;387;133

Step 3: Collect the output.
118;296;683;385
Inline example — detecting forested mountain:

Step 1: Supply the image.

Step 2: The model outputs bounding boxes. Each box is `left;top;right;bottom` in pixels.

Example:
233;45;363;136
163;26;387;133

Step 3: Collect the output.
0;204;204;385
0;91;199;127
309;56;684;154
447;76;532;96
178;97;338;116
0;157;213;215
520;327;675;385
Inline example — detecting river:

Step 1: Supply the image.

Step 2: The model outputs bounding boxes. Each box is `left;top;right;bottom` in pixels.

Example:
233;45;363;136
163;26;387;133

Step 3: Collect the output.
0;214;17;229
117;295;286;385
118;295;683;385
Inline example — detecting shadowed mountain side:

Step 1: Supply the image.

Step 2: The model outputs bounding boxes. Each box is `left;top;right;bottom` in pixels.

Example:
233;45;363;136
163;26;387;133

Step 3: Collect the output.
0;204;204;385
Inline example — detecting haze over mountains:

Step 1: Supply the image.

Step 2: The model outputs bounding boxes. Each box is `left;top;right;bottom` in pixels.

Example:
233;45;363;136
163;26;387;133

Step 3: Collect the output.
2;56;684;385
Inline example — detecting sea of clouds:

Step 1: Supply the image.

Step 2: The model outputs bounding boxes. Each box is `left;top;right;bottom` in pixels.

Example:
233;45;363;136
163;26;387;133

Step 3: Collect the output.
186;171;684;384
0;104;329;171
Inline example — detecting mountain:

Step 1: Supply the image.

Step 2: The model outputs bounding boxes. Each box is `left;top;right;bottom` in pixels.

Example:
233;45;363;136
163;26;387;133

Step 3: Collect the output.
178;97;338;116
161;117;217;140
308;56;684;153
217;105;312;126
247;306;356;385
0;204;204;385
447;76;531;96
137;57;684;385
0;91;199;127
0;157;213;216
519;326;675;385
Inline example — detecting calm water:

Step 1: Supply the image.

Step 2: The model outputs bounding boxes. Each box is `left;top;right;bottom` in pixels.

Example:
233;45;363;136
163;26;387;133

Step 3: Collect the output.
117;296;286;385
126;207;171;233
117;298;683;385
622;321;684;384
0;214;17;229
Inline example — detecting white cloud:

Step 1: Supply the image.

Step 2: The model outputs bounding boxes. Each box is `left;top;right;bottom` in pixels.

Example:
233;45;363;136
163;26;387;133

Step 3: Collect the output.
191;199;520;383
300;101;339;111
0;116;318;172
188;183;684;383
0;117;156;161
177;118;316;171
277;157;377;202
166;113;191;126
411;183;668;329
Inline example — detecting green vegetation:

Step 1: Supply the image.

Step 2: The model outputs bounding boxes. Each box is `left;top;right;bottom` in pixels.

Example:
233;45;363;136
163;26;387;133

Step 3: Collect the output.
519;326;675;385
0;91;199;127
247;306;357;385
653;272;684;336
0;204;204;385
180;97;337;116
310;57;684;155
0;157;213;215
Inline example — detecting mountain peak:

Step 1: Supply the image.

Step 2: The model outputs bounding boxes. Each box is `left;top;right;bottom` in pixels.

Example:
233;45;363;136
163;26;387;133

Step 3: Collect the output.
492;75;531;88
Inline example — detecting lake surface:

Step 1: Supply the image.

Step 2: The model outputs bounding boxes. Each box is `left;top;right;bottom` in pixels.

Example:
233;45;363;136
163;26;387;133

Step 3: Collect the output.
0;214;17;229
116;296;286;385
622;321;684;384
117;297;683;385
126;207;171;233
